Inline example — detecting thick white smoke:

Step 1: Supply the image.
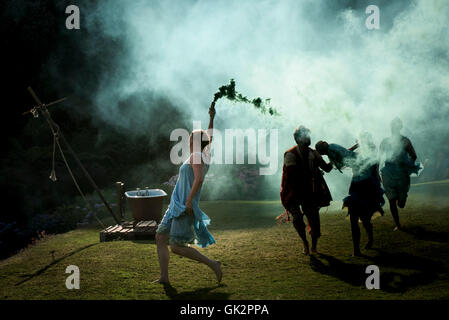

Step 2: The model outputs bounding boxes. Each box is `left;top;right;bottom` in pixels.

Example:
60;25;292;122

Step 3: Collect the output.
82;0;449;200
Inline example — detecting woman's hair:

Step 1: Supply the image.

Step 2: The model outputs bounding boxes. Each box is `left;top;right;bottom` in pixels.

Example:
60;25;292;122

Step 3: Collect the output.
315;140;329;155
190;129;210;152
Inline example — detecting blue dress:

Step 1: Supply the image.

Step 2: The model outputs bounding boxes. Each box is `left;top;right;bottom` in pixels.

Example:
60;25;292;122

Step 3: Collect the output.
156;152;215;248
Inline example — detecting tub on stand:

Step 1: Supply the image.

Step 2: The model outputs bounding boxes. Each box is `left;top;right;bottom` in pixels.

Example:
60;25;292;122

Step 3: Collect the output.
100;184;168;242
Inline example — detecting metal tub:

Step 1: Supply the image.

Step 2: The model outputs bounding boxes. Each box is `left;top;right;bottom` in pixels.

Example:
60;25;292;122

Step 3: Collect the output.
125;189;167;222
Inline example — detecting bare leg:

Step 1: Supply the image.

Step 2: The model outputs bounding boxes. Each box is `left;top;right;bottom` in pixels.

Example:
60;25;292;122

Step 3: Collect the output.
298;207;320;254
311;237;318;254
350;210;362;256
388;198;401;230
308;210;320;254
170;243;222;283
397;198;407;209
155;233;170;283
362;216;374;249
292;210;309;255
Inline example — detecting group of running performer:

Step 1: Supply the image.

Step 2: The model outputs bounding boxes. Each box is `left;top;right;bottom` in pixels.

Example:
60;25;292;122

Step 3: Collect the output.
281;117;419;256
153;100;419;284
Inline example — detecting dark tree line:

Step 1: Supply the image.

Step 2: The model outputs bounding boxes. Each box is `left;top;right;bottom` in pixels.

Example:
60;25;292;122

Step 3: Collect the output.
0;0;187;258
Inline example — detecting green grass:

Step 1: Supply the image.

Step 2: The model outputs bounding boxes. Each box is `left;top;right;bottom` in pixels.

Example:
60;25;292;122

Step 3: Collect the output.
1;186;449;300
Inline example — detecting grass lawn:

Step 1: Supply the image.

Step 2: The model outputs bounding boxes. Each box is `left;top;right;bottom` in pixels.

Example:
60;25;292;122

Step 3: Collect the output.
1;183;449;300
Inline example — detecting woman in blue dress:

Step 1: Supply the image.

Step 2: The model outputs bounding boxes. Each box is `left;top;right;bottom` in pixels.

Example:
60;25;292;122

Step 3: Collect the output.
154;102;222;284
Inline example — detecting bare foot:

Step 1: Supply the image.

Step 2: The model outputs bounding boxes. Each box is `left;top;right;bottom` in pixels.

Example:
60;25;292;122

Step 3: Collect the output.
152;278;170;284
372;212;382;220
302;241;310;255
212;261;222;283
352;250;363;257
393;226;401;232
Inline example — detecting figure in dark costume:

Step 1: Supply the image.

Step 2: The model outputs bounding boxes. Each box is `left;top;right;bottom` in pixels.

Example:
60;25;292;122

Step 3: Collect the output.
280;126;332;255
379;118;419;231
316;133;385;256
315;141;357;172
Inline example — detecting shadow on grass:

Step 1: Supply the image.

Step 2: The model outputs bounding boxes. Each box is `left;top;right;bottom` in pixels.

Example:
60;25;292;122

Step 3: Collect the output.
208;214;279;231
162;283;230;300
309;254;366;287
310;251;447;293
402;226;449;243
15;243;99;286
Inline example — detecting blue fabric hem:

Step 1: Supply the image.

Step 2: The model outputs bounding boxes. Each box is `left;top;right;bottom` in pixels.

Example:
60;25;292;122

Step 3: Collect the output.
169;235;195;246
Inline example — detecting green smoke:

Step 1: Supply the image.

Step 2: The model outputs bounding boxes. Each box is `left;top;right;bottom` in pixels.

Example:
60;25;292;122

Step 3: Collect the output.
213;79;279;116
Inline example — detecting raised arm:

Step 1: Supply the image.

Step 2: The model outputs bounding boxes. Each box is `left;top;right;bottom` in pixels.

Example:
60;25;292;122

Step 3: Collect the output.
208;101;216;145
348;143;359;151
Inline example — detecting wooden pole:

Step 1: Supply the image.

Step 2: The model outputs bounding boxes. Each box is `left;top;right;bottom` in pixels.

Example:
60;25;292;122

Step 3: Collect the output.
116;181;125;221
27;87;121;225
121;182;125;220
22;97;67;115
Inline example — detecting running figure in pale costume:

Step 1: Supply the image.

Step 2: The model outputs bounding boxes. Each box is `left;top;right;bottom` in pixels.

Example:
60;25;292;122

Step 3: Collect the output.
379;117;420;231
154;101;222;284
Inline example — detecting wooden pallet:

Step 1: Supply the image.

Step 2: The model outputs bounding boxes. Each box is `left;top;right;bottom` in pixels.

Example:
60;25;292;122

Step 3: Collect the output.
99;220;158;242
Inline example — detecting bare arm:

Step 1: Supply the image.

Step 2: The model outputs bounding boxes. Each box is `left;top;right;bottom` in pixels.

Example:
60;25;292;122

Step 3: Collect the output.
207;101;216;145
185;154;205;215
317;152;333;173
404;138;417;162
